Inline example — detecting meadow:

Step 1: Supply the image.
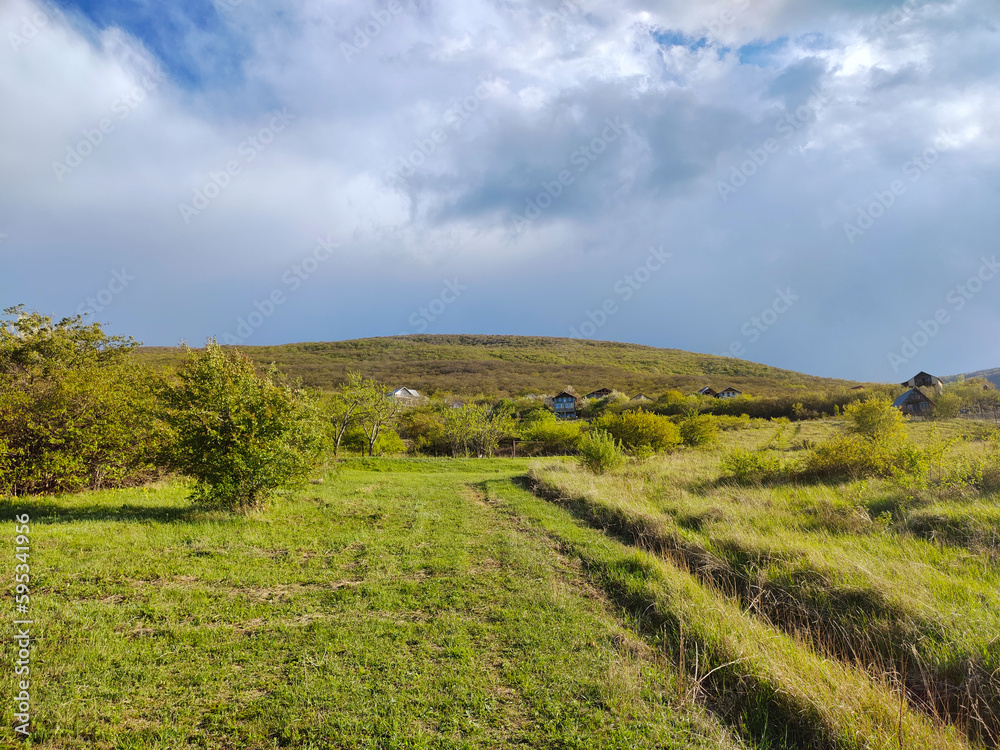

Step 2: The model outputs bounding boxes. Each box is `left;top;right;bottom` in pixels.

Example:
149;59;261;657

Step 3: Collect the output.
4;417;999;748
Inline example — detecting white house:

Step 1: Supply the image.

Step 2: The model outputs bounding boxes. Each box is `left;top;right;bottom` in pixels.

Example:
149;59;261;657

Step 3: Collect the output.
716;386;742;399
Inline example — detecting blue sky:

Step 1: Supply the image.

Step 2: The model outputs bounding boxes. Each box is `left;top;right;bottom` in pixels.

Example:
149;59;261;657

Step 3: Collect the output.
1;0;999;381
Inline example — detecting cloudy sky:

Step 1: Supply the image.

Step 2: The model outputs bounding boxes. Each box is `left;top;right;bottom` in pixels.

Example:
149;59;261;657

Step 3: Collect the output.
2;0;998;381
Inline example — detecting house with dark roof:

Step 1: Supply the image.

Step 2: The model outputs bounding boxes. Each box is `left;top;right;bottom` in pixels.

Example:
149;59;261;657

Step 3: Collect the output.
893;387;934;416
551;390;579;419
696;386;717;397
584;388;614;400
901;372;943;393
716;386;742;399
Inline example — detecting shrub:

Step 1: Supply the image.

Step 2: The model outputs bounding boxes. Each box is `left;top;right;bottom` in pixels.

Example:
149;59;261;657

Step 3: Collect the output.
720;449;786;484
679;414;719;447
162;342;323;511
577;429;625;474
801;435;927;481
520;411;583;455
843;397;907;443
593;411;682;454
0;307;166;495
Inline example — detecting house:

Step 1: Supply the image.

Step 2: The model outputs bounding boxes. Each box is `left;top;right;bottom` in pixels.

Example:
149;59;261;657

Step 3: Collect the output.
390;387;422;401
716;386;742;399
893;387;935;416
901;372;943;394
631;393;652;402
584;388;613;400
696;387;717;397
552;390;579;419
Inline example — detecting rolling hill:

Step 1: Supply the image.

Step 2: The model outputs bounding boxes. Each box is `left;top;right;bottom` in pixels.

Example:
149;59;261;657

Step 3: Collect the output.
137;334;866;397
951;366;1000;388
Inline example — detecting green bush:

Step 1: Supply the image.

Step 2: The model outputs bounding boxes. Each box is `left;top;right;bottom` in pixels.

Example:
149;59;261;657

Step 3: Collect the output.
593;411;681;454
162;342;323;511
843;397;907;443
577;429;625;474
679;414;718;447
0;307;166;495
720;449;786;484
802;435;927;481
520;411;583;455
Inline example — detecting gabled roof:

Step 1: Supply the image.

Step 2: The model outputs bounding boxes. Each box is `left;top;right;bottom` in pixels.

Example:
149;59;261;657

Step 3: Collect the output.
553;390;578;400
631;393;651;401
893;387;934;407
718;386;742;393
390;387;421;398
901;371;942;387
697;387;717;396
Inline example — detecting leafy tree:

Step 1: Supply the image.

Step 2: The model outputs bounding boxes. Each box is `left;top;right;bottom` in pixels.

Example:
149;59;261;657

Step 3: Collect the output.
162;342;322;511
443;404;478;457
0;306;164;495
471;402;517;458
356;379;401;457
325;372;367;456
842;397;907;443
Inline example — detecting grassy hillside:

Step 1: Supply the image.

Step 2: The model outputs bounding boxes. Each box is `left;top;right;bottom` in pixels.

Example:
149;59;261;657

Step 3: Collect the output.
137;335;865;397
951;367;1000;388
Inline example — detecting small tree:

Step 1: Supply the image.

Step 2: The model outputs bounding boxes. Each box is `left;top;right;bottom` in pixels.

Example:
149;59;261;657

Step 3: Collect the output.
843;397;907;443
679;414;719;447
162;342;322;511
471;402;517;458
578;429;625;474
325;372;367;456
443;404;478;457
356;379;401;457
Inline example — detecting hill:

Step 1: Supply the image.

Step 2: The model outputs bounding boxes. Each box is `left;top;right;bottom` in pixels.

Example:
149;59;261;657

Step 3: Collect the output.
950;366;1000;388
137;334;864;397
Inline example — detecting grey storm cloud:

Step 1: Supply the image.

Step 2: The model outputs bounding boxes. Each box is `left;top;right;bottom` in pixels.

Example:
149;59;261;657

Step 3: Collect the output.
1;0;999;380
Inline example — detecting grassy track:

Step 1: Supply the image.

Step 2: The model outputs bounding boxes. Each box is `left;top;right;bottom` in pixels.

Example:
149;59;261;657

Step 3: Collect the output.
0;460;740;749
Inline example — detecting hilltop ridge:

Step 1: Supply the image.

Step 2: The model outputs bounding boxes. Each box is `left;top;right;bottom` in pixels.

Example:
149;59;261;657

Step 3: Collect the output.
138;334;867;397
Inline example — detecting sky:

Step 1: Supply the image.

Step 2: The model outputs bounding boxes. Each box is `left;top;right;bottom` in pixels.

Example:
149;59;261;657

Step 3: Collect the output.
1;0;999;382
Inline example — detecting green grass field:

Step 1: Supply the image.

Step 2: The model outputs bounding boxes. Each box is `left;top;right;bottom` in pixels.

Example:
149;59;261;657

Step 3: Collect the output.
1;460;741;750
3;421;997;748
